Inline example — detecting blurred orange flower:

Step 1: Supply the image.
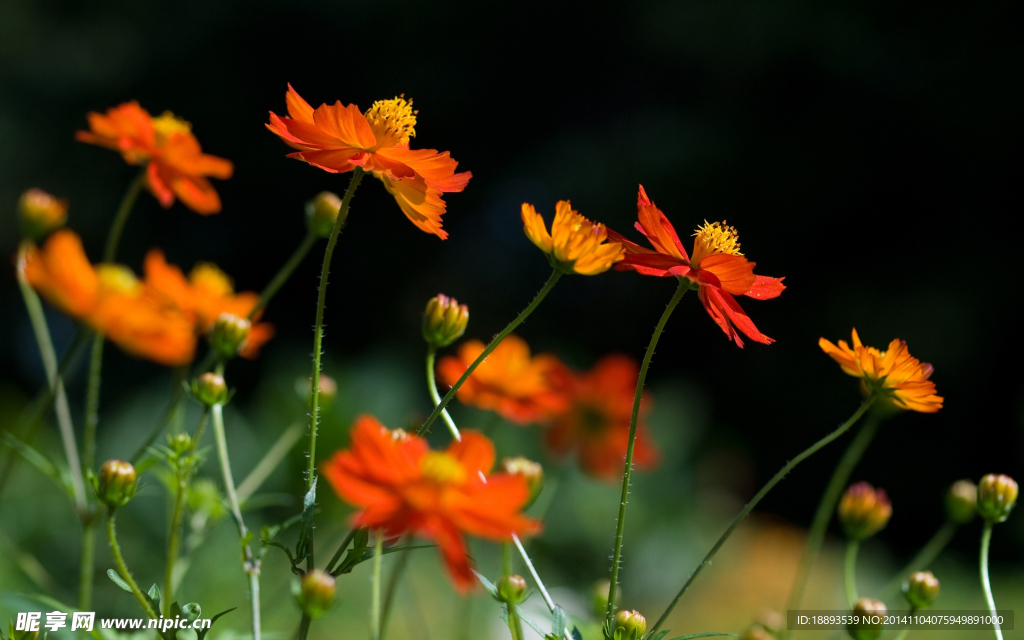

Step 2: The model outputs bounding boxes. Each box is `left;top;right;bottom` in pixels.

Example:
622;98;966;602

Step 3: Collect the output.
76;101;233;214
322;416;541;591
19;230;196;366
819;329;943;413
143;251;274;359
545;355;659;480
436;335;568;425
521;201;624;275
608;186;785;347
265;85;471;239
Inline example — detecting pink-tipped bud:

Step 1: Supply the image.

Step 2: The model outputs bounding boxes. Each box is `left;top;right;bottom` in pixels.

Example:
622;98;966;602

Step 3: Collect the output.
305;191;344;238
193;372;228;406
847;598;886;640
296;569;336;618
19;188;68;240
423;294;469;349
903;571;940;609
977;474;1018;523
210;313;251;359
945;479;977;524
838;482;892;540
613;610;647;640
497;574;527;604
97;460;137;509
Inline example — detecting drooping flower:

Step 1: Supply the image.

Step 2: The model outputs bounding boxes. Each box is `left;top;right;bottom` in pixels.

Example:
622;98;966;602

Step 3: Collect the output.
819;329;943;413
321;416;541;590
19;230;196;366
142;250;274;358
544;355;659;481
436;335;568;425
76;102;233;214
608;186;785;347
265;85;471;239
521;201;625;275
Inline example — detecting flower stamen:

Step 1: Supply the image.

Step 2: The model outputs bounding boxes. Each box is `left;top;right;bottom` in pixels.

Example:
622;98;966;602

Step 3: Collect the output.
365;96;417;146
691;220;742;263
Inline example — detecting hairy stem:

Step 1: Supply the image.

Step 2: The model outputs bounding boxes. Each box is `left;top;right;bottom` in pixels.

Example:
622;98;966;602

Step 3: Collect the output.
979;522;1004;640
107;512;158;619
163;408;209;613
844;540;860;606
605;281;687;624
425;348;460;441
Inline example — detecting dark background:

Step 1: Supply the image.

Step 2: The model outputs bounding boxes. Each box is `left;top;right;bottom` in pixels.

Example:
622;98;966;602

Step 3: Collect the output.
2;0;1022;567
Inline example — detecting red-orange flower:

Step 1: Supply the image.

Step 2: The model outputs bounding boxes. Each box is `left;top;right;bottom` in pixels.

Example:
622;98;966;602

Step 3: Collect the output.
545;355;659;481
143;251;274;359
608;186;785;347
819;329;943;413
322;416;541;590
18;230;196;366
436;335;568;425
265;85;471;239
76;102;233;214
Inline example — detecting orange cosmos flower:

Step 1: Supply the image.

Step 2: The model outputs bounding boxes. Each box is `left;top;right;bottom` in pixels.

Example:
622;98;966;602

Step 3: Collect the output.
18;230;196;366
608;186;785;348
544;355;659;481
436;335;569;425
265;85;471;239
819;329;943;413
322;416;541;591
142;250;274;359
521;201;625;275
76;101;233;214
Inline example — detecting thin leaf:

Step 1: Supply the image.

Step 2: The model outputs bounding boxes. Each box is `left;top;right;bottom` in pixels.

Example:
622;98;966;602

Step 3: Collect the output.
295;479;317;561
552;606;567;636
147;584;161;613
473;570;499;598
106;569;132;593
196;607;236;640
646;632;670;640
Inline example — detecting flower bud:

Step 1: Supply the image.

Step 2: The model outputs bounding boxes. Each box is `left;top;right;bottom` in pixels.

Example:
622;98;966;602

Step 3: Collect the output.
613;610;647;640
497;574;527;604
168;432;193;457
97;460;137;509
977;474;1018;524
945;479;977;524
193;372;228;406
847;598;886;640
591;579;622;618
295;569;336;618
210;313;251;359
305;191;344;238
9;620;40;640
838;482;892;540
903;571;940;609
501;457;544;503
422;294;469;349
19;188;68;240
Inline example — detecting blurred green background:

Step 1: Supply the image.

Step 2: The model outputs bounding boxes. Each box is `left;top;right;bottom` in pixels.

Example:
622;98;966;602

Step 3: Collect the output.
1;0;1021;638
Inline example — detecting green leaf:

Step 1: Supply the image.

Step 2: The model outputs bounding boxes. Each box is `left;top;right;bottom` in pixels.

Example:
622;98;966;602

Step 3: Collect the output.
552;605;567;636
295;478;317;561
147;584;161;613
106;569;132;592
180;603;201;623
196;608;236;640
571;627;583;640
473;570;499;598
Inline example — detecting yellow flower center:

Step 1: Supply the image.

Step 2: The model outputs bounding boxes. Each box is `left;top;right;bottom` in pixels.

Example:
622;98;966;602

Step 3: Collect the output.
152;111;192;144
420;452;466;485
189;263;234;296
364;96;417;147
96;264;142;295
691;220;742;264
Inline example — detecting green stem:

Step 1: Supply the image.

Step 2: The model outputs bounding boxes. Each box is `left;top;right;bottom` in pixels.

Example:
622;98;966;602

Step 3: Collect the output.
417;268;563;437
107;512;158;619
783;411;882;620
371;530;384;640
103;168;146;262
605;281;688;625
326;528;359;575
251;231;320;319
236;422;304;504
79;524;95;611
163;408;209;613
844;540;860;606
979;522;1004;640
648;396;875;635
503;543;525;640
881;520;958;600
891;608;916;640
512;533;573;639
380;539;412;639
212;403;261;640
426;348;460;441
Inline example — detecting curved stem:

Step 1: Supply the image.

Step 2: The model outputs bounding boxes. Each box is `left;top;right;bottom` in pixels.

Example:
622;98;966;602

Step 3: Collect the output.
844;540;860;606
380;539;412;638
426;348;460;441
371;530;384;640
251;231;320;319
417;269;562;437
979;522;1004;640
163;408;209;613
649;396;875;635
325;527;359;575
881;519;958;600
783;411;882;622
103;168;146;262
605;281;687;624
107;512;158;619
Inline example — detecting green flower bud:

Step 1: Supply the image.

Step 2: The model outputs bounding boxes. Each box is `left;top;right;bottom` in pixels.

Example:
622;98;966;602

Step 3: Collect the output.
497;574;527;604
591;579;622;619
977;474;1018;523
501;456;544;503
305;191;344;238
210;313;251;360
422;294;469;349
193;372;228;406
847;598;886;640
19;188;68;241
944;479;977;524
838;482;892;540
168;432;193;456
613;610;647;640
903;571;939;609
97;460;137;509
295;569;336;618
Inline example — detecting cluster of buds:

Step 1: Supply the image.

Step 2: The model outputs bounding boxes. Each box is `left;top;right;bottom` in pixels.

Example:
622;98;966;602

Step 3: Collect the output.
945;479;978;524
847;598;886;640
613;610;647;640
501;456;544;505
305;191;344;238
976;474;1018;524
192;372;228;406
295;569;336;618
18;188;68;241
422;294;469;349
903;571;940;609
496;574;527;604
838;482;892;540
97;460;137;510
210;313;252;360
